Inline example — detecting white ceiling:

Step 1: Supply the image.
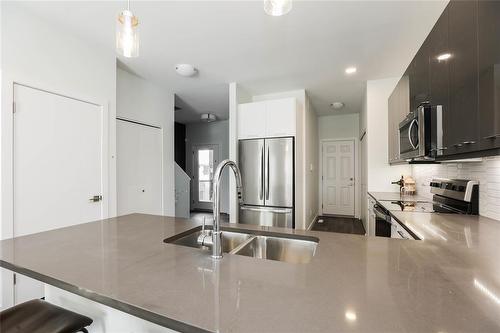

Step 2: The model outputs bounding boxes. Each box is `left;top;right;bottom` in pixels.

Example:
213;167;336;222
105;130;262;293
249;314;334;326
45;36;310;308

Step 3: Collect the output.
17;1;447;123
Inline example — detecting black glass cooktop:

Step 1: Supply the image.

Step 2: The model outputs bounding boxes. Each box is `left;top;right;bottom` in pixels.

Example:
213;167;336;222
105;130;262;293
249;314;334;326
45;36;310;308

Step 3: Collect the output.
379;200;462;214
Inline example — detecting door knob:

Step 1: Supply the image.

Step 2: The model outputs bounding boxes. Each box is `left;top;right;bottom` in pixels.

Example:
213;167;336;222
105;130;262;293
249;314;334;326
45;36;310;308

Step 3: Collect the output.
89;195;102;202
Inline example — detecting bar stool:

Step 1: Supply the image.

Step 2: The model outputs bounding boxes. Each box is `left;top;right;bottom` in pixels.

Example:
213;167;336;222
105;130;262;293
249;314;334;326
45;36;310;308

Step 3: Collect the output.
0;299;93;333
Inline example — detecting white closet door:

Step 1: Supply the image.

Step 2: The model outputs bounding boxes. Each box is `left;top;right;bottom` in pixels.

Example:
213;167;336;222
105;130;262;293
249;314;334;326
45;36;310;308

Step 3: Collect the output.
14;84;104;237
117;120;163;216
13;84;106;304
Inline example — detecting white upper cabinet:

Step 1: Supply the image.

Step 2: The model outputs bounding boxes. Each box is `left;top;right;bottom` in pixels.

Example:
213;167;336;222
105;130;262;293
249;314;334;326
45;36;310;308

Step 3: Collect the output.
265;98;296;137
237;97;296;139
238;101;267;139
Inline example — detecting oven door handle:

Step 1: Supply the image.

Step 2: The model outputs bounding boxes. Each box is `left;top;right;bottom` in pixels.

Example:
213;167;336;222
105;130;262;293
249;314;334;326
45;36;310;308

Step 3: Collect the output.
408;119;419;150
373;205;391;222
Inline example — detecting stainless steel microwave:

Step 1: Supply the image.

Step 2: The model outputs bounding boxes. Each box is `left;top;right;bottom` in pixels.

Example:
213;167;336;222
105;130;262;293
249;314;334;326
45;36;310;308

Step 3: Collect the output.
399;104;443;161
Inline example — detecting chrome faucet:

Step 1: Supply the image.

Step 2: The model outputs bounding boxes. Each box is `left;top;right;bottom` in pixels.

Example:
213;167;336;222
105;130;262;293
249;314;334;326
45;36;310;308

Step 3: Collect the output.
197;159;243;259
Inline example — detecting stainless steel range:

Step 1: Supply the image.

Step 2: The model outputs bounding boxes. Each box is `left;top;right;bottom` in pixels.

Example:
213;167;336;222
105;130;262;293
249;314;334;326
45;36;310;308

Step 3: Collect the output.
373;178;479;239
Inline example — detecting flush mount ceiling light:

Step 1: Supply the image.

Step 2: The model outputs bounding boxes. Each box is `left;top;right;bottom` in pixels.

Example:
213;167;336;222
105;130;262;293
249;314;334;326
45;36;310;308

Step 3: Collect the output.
330;102;345;110
345;67;357;74
116;0;139;58
175;64;198;77
264;0;292;16
437;53;452;61
201;113;217;122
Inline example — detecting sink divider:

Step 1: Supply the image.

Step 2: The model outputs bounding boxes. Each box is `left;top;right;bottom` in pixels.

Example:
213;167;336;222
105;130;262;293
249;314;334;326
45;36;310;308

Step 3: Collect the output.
229;235;257;255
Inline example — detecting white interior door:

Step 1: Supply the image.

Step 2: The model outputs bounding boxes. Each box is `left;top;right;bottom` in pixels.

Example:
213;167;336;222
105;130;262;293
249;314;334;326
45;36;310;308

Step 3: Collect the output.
13;83;105;303
322;140;355;216
192;145;219;211
117;119;163;216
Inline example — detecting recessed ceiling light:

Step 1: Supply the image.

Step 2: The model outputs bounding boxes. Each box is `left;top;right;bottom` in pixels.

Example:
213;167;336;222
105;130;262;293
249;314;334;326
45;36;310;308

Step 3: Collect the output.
330;102;345;110
175;64;197;77
437;53;452;61
345;67;357;74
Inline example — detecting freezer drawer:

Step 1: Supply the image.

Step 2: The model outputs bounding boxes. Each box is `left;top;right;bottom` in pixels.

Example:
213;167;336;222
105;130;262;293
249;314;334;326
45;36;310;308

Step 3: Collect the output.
239;139;265;206
239;206;293;228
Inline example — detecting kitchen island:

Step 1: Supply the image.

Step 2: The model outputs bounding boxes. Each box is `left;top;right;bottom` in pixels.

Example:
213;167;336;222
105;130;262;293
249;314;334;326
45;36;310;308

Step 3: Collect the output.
1;212;500;332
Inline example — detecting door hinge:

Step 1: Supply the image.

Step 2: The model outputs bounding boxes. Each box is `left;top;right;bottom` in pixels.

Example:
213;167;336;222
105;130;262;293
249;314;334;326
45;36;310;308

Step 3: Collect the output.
12;102;16;114
13;273;16;285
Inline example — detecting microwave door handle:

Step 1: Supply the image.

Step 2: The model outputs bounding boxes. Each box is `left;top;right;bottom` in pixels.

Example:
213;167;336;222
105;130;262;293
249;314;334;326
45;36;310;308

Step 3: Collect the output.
408;119;418;150
418;106;425;156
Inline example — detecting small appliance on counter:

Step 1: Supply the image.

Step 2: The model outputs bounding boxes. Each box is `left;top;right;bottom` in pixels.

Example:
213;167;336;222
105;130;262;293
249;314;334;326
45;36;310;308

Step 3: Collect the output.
391;175;417;195
371;178;479;239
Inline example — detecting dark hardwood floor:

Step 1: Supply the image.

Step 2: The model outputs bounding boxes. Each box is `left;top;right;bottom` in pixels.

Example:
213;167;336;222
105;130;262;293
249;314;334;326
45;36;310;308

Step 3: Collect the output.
311;216;365;235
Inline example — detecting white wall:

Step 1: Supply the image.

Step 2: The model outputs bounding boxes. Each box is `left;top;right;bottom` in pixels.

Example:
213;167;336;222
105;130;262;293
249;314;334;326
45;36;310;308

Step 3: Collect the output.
360;85;368;226
318;114;359;140
412;157;500;221
228;83;252;222
116;68;175;216
365;78;411;192
0;2;117;309
305;95;319;229
185;120;230;214
1;2;117;241
318;113;361;219
174;163;190;218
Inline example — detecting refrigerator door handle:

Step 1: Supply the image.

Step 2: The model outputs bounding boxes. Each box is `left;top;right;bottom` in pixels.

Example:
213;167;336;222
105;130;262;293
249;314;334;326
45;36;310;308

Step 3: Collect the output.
265;145;270;200
260;145;264;200
240;206;292;214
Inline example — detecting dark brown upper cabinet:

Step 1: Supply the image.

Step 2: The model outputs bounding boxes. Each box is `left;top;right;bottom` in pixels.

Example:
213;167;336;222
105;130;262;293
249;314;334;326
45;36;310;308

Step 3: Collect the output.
478;0;500;150
447;0;479;155
409;39;431;112
388;0;500;161
428;8;451;154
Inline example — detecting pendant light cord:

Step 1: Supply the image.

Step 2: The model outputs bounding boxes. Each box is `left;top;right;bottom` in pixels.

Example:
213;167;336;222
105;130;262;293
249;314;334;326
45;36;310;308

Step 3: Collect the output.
127;0;130;11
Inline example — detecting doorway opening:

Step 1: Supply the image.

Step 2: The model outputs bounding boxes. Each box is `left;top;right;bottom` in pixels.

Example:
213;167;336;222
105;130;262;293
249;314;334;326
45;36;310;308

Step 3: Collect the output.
192;144;219;211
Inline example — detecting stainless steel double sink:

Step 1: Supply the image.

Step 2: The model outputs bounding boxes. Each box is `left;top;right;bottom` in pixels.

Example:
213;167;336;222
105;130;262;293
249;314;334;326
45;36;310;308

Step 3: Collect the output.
164;226;319;264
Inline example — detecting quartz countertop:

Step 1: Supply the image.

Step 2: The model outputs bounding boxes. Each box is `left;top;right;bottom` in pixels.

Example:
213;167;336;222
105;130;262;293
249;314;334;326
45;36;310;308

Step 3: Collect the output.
2;212;500;332
368;191;429;202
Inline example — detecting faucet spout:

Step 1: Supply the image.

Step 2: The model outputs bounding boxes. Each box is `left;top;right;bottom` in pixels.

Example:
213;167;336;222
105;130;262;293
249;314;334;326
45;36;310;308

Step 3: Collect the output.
210;159;243;259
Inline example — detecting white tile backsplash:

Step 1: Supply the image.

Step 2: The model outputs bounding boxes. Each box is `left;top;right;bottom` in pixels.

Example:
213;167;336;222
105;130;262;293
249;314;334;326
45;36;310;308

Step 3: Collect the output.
411;156;500;221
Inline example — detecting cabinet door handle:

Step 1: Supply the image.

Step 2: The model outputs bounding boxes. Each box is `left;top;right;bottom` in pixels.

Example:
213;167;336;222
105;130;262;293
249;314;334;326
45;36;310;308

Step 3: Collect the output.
463;141;476;145
453;143;463;148
483;134;500;140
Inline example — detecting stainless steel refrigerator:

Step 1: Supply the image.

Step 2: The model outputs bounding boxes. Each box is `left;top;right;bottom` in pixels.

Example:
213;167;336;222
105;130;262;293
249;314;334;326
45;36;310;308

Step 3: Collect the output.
238;137;294;228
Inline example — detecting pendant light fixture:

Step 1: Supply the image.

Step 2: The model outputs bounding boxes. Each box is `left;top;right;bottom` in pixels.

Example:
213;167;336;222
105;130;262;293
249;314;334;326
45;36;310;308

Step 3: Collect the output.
116;0;139;58
264;0;292;16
